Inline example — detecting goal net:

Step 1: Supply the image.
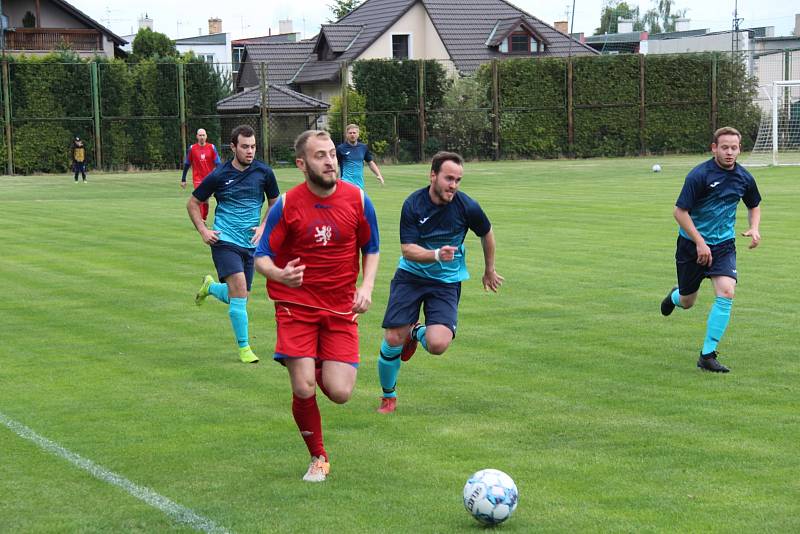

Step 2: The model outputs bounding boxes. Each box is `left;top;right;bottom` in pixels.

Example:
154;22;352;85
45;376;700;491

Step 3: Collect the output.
744;80;800;166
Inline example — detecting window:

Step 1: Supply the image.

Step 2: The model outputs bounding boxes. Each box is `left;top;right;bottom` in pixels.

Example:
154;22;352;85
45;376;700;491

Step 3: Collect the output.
232;46;244;73
199;54;215;63
509;33;530;53
392;34;409;59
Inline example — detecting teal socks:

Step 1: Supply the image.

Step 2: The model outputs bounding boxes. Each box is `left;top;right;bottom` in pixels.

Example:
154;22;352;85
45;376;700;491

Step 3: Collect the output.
378;339;402;398
414;324;429;351
670;289;683;308
209;282;229;304
702;296;732;354
228;297;249;348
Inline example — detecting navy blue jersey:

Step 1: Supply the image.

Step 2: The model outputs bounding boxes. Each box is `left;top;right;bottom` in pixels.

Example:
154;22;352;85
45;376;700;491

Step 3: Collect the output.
193;160;280;248
397;187;491;283
336;142;373;189
676;158;761;245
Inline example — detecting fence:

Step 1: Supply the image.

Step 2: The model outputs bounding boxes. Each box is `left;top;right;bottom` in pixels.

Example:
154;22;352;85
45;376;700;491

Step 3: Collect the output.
0;49;794;175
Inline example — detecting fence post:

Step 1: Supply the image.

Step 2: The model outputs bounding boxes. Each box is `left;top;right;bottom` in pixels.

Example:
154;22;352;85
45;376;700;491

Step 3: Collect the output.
177;62;187;164
2;59;12;174
259;62;270;163
341;61;348;136
393;112;399;162
710;53;718;133
491;59;500;161
567;56;574;156
418;60;425;162
639;54;646;155
90;61;102;170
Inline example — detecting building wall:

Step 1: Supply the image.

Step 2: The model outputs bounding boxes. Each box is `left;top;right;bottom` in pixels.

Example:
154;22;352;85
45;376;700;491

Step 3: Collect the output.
358;2;450;61
296;82;341;105
175;36;233;77
645;31;752;54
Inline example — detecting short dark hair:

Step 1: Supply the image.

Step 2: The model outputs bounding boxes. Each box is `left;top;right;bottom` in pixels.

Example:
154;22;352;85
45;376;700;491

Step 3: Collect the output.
713;127;741;145
230;125;256;146
294;130;331;158
430;151;464;174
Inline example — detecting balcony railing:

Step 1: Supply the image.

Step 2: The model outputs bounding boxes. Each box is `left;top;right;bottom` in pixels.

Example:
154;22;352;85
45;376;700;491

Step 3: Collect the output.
3;28;103;52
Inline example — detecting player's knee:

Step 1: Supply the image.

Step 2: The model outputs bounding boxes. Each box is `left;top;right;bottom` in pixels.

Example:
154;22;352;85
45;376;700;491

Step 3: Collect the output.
426;339;451;355
292;380;317;399
384;330;407;347
718;288;735;299
325;386;353;405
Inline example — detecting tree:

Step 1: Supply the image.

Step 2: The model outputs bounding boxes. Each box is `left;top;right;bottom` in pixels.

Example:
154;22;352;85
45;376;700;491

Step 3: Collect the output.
328;0;362;22
130;28;178;61
641;0;687;34
594;1;642;35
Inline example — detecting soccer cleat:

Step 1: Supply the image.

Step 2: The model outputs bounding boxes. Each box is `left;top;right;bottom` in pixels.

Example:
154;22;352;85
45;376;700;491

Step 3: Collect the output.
377;396;397;414
195;275;214;306
239;346;259;364
302;456;330;482
400;322;422;362
661;286;678;316
697;351;730;373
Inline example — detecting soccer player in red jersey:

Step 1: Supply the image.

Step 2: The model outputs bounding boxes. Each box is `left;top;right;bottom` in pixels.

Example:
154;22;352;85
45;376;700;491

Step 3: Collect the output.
255;130;380;482
181;128;221;220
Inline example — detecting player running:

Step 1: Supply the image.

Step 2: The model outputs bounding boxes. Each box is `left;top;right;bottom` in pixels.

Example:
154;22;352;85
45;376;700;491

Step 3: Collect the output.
336;124;384;189
181;128;222;221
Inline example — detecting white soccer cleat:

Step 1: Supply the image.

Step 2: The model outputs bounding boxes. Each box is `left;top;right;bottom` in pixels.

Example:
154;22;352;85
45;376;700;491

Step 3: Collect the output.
302;456;330;482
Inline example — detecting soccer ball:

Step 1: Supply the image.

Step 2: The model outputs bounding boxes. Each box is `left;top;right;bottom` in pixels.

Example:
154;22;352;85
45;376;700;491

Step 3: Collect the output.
652;164;662;172
463;469;518;525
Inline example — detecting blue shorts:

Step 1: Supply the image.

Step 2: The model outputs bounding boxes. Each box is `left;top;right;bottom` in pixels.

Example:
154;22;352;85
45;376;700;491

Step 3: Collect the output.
675;236;737;295
210;241;255;291
381;269;461;336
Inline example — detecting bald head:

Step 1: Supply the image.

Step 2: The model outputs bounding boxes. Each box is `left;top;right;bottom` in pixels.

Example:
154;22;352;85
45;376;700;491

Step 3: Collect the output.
196;129;208;145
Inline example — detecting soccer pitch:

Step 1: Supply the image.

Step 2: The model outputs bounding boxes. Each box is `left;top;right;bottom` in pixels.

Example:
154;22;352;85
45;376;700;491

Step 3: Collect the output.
1;157;798;532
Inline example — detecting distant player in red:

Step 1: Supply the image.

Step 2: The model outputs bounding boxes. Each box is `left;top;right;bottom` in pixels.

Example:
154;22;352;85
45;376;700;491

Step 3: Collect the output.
255;130;380;482
181;128;221;220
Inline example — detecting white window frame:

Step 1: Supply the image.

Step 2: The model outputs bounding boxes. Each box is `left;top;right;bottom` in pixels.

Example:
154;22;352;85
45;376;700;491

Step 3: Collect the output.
390;33;413;60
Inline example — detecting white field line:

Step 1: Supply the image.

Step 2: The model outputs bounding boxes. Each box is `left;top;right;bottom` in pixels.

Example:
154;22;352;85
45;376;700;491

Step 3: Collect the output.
0;411;230;534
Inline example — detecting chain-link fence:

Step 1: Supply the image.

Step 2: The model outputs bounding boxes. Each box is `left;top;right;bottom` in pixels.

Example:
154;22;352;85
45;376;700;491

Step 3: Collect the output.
0;50;796;174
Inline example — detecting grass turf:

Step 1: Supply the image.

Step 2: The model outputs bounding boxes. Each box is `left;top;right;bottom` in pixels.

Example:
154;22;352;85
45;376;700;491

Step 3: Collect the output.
1;156;798;532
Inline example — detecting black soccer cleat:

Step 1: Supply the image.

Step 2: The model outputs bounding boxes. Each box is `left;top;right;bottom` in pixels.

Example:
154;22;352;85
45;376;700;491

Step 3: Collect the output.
661;286;678;316
697;351;730;373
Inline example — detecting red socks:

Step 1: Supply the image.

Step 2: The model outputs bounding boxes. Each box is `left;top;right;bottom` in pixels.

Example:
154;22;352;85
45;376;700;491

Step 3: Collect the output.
292;394;327;460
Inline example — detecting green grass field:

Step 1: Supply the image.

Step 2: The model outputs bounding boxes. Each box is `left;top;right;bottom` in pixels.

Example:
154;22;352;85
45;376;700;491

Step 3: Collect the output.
1;157;799;533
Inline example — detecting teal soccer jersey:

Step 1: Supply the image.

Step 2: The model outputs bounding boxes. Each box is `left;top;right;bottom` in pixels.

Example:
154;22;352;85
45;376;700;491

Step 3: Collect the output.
675;158;761;245
336;142;373;189
397;187;491;283
193;160;280;248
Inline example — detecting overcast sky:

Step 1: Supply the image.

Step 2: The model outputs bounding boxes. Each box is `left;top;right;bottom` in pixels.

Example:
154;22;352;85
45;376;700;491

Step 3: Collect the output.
70;0;797;41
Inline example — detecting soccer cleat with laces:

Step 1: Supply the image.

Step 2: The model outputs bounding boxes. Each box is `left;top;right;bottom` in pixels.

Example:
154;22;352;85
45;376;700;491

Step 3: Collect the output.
239;346;259;364
302;456;330;482
377;396;397;414
400;322;422;361
661;286;678;316
697;351;730;373
195;275;214;306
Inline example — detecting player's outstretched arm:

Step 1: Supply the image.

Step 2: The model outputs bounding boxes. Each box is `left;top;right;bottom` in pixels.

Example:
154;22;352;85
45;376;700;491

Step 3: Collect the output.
743;206;761;249
480;229;504;292
368;161;384;185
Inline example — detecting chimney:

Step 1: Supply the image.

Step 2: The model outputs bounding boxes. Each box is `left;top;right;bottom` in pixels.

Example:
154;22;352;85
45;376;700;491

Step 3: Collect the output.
617;18;634;33
675;18;690;32
554;21;568;34
279;19;293;35
138;13;153;31
208;18;222;35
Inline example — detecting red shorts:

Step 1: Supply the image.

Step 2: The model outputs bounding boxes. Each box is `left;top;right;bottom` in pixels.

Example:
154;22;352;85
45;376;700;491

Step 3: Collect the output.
193;179;209;220
274;303;360;366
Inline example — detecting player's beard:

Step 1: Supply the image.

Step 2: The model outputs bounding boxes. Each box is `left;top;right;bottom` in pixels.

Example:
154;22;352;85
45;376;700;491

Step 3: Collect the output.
430;180;456;204
306;162;337;190
236;153;253;167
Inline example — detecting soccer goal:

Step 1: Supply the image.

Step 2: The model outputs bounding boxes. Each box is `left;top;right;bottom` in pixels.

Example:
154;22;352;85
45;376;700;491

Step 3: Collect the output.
745;80;800;166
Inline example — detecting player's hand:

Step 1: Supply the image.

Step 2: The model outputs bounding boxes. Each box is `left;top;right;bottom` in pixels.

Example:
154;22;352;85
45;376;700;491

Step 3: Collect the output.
201;228;220;245
352;286;373;313
180;181;187;189
437;245;458;262
742;228;761;249
695;241;712;266
279;258;305;287
376;175;385;186
482;270;505;293
250;225;264;245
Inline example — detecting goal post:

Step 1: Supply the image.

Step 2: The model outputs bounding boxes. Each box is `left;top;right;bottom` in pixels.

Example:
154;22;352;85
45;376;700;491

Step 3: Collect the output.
745;80;800;167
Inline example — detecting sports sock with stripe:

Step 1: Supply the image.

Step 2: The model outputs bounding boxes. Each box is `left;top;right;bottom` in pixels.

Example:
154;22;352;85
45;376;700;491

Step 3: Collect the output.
378;339;402;398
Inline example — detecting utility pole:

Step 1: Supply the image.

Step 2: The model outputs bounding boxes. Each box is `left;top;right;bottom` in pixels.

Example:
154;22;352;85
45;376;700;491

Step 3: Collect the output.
731;0;743;54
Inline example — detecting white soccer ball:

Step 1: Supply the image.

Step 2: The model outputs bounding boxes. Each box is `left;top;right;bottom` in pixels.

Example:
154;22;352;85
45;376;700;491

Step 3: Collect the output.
463;469;518;525
652;164;662;172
